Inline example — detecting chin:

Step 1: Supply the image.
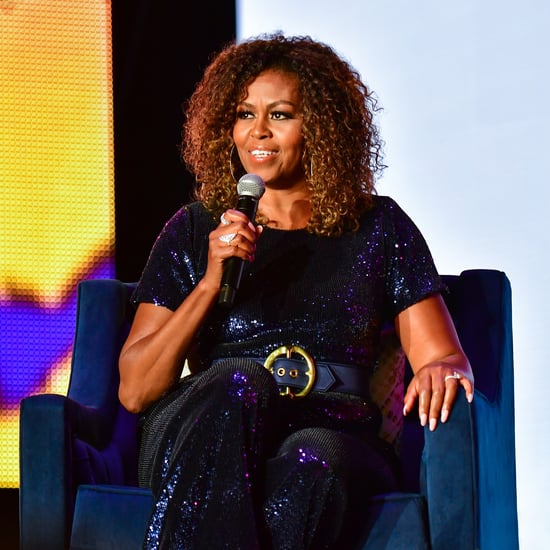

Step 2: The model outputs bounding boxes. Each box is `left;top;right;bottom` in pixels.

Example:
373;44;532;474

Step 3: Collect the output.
245;169;274;184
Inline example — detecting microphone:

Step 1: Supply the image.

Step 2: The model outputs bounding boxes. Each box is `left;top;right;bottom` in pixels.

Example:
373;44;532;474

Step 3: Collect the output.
218;173;266;308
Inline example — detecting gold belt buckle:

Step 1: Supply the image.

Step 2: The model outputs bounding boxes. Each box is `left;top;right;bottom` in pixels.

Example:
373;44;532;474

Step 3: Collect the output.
264;345;316;398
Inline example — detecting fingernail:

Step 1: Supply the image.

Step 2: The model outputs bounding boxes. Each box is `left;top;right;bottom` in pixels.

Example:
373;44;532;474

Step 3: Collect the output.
441;409;449;423
420;413;427;426
467;392;474;403
429;418;437;431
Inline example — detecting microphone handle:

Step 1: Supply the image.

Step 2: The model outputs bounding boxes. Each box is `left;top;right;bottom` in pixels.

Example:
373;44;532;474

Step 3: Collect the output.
218;258;244;307
218;195;260;308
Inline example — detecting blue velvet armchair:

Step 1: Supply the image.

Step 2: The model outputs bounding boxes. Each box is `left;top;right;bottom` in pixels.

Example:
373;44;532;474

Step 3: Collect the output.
19;269;519;549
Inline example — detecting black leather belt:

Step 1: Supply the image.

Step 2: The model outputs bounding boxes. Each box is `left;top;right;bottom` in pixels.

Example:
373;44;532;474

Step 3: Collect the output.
250;345;370;399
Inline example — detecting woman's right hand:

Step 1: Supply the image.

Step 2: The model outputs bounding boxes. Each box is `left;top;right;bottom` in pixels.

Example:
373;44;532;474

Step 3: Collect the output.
203;209;263;289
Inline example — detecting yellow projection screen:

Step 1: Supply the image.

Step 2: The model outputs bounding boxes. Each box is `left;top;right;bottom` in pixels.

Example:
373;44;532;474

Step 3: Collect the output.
0;1;114;487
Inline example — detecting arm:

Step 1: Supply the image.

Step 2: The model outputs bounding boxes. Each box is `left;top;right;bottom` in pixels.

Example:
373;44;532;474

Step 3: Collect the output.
118;210;261;413
396;293;474;431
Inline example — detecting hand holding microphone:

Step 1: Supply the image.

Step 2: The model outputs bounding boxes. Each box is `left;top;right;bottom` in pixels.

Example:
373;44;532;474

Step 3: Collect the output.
218;173;265;308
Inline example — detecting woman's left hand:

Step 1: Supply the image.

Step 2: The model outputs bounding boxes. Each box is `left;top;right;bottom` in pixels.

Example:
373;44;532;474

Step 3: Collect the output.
403;358;474;431
396;294;474;431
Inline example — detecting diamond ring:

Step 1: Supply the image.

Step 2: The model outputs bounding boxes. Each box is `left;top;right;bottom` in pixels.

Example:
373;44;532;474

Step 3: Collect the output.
444;372;461;383
219;233;236;244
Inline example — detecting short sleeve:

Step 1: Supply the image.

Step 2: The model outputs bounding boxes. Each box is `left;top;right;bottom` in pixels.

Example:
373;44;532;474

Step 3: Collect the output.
132;204;205;311
381;197;446;318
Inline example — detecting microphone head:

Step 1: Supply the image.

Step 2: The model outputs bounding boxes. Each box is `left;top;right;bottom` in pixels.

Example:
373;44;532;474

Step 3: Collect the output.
237;173;266;199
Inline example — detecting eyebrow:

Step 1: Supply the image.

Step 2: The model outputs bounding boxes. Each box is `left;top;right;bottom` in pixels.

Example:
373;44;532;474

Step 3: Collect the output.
238;100;298;109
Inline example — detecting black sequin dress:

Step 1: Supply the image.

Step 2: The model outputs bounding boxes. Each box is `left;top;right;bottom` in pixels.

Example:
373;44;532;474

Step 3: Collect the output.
133;196;445;549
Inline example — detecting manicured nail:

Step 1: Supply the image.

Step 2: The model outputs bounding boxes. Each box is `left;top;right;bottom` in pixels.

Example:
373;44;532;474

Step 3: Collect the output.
429;418;437;431
420;413;427;426
441;409;449;423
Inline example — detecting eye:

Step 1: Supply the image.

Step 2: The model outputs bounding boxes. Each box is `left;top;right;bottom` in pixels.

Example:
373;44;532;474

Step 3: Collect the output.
271;111;292;120
236;110;253;120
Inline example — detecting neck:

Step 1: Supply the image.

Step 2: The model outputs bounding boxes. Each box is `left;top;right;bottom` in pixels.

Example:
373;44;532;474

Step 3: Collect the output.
258;187;311;230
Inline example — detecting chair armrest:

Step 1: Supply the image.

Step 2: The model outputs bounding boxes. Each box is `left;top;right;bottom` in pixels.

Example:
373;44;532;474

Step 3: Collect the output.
20;392;137;549
420;394;476;550
443;269;518;549
20;394;74;549
470;272;518;549
471;378;518;549
20;280;139;549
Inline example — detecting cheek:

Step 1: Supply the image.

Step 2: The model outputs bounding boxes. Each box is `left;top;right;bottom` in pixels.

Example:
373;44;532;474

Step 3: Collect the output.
231;126;239;145
291;127;304;152
291;136;305;160
232;122;246;145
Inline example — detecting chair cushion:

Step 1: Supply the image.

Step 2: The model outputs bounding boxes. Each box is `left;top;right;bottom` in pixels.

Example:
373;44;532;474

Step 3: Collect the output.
70;484;153;550
360;493;429;550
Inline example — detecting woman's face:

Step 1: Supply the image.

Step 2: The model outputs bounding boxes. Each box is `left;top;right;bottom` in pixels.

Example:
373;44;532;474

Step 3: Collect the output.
232;69;305;189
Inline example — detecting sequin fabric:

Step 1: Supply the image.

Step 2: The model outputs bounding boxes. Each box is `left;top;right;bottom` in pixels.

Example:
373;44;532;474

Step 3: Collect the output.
133;196;445;548
133;195;445;372
139;359;401;549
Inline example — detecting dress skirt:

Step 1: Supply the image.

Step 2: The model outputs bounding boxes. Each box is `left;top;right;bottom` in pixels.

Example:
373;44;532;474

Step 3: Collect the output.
138;358;400;550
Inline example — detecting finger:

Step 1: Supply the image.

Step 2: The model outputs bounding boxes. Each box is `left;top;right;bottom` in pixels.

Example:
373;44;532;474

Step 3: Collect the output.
418;386;432;428
460;377;475;403
211;228;252;256
222;209;256;228
220;218;259;245
427;382;445;431
403;380;419;416
440;378;459;424
215;220;258;253
226;232;257;259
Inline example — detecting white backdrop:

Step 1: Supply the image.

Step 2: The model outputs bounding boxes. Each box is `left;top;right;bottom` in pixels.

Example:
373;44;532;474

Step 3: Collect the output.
237;1;550;547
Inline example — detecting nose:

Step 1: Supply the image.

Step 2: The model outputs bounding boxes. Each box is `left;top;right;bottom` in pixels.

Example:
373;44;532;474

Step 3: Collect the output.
251;116;271;139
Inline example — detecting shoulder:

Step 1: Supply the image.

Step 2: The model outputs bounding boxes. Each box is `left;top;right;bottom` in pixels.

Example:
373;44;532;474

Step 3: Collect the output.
361;195;433;258
370;195;419;229
158;201;215;238
132;202;213;310
358;195;415;231
370;195;405;215
166;201;213;226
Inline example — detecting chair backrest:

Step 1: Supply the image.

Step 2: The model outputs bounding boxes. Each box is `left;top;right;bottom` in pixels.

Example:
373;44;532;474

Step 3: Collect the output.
69;279;139;483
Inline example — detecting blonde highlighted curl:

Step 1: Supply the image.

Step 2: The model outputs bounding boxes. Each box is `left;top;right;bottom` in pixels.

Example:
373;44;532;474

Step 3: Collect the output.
182;34;385;237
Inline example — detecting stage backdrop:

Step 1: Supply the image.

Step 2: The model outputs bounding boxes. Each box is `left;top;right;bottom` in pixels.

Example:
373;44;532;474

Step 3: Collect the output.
0;1;114;487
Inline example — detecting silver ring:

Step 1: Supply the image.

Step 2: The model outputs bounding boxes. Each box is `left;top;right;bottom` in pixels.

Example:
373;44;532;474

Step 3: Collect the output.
220;213;230;226
444;372;461;382
219;233;236;244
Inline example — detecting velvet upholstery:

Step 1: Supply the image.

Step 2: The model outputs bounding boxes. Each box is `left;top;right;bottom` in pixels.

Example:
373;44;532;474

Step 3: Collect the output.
19;270;518;549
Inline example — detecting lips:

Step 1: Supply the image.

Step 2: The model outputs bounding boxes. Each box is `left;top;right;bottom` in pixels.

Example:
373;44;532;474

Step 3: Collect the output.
250;149;277;159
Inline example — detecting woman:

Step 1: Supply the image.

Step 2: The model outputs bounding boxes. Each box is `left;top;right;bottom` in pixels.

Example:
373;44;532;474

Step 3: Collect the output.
119;34;474;549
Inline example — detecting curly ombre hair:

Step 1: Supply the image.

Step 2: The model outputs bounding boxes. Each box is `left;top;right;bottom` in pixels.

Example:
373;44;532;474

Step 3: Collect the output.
182;34;385;236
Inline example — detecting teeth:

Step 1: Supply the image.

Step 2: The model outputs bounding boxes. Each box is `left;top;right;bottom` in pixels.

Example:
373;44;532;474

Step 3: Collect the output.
251;150;275;158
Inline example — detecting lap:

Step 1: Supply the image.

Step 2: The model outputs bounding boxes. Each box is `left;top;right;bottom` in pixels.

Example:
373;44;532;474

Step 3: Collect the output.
139;358;399;494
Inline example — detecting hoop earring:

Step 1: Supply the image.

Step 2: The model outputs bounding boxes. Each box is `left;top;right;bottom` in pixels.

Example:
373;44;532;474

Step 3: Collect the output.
302;150;313;180
229;145;239;183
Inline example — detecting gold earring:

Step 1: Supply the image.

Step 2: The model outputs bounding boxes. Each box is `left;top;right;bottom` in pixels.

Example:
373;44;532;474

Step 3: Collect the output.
229;145;238;183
